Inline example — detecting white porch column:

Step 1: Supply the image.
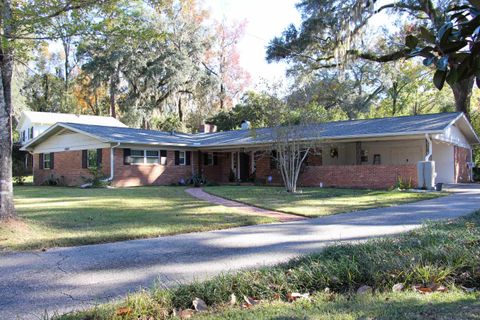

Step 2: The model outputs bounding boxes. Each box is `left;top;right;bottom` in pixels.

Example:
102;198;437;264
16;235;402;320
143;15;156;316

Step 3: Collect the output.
250;151;254;173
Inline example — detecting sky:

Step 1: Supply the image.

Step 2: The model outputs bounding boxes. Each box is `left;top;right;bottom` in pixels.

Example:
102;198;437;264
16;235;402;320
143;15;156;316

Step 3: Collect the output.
207;0;301;89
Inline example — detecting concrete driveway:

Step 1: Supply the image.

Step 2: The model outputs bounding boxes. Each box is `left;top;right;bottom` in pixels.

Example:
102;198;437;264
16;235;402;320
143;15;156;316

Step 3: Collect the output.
1;184;479;319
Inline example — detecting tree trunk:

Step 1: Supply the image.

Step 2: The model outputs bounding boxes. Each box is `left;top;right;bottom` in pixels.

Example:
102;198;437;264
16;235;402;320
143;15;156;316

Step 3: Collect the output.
0;0;16;220
109;75;116;118
178;97;183;122
450;76;474;119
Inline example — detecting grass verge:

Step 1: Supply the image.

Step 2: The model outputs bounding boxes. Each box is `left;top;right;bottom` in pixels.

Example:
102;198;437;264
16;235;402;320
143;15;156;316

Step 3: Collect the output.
0;186;274;251
204;186;444;217
57;211;480;320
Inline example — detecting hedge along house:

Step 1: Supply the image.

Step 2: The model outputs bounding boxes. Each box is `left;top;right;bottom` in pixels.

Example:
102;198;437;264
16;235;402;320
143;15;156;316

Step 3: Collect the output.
21;112;479;189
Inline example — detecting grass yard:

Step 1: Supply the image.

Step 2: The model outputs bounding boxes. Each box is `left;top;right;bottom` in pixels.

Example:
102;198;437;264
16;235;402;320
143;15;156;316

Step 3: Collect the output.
57;211;480;320
204;186;444;217
0;186;274;251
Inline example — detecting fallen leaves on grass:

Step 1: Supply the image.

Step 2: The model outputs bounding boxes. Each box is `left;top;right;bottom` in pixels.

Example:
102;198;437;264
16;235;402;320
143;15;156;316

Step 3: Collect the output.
242;296;260;308
193;297;208;312
115;306;132;316
173;308;195;319
229;293;237;306
412;284;448;294
286;292;310;302
461;286;476;293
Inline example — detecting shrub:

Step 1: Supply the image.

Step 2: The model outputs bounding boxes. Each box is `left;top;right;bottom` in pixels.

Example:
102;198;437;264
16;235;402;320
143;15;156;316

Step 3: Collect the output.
395;176;413;190
82;166;109;188
12;161;26;185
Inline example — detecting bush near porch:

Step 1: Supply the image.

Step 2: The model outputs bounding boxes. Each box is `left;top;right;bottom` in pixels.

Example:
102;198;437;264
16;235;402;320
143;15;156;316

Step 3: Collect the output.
204;186;444;217
0;186;275;251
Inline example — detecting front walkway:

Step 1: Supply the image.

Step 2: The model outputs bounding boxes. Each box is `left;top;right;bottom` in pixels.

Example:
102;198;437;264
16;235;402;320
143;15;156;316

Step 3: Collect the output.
185;188;306;222
1;185;479;319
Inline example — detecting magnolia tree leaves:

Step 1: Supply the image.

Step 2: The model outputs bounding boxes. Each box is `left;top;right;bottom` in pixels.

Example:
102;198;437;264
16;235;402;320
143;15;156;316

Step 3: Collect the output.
406;2;480;90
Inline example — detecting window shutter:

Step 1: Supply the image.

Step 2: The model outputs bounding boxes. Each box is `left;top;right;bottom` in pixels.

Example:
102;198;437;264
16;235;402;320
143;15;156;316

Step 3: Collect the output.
97;149;103;166
82;150;88;168
270;150;277;169
123;148;131;165
186;151;191;166
39;153;44;170
175;151;180;165
50;153;54;169
203;153;208;166
213;153;218;166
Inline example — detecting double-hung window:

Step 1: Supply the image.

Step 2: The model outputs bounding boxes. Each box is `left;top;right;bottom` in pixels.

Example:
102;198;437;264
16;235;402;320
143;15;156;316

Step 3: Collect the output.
130;149;146;164
206;153;214;166
87;149;98;168
43;153;51;169
178;151;186;166
130;149;161;164
146;150;160;164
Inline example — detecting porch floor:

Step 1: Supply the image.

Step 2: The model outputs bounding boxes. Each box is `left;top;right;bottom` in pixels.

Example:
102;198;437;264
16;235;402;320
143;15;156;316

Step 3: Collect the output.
185;188;306;222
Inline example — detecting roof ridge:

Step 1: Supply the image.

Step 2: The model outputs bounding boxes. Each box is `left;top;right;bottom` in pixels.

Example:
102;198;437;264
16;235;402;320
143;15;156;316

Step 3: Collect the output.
61;112;462;137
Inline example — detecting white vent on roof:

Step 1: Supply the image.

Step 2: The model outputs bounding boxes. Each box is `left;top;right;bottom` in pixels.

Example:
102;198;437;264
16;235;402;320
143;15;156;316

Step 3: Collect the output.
240;120;251;130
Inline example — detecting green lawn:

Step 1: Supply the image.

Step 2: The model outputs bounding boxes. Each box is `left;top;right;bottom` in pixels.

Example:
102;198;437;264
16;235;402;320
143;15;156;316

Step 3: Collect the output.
57;212;480;320
0;186;274;251
204;186;444;217
195;290;480;320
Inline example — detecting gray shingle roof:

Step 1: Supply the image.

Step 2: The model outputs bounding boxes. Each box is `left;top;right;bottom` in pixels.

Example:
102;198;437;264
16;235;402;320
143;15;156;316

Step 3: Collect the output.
46;112;463;149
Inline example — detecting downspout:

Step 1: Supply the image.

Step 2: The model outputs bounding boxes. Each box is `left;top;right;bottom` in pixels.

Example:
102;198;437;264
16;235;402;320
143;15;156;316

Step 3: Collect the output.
107;142;121;182
425;134;432;161
469;147;474;182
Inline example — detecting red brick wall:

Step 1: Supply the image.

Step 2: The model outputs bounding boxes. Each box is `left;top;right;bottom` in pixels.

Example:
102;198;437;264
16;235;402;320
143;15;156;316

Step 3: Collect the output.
201;152;231;183
112;149;195;187
34;149;111;186
255;153;282;184
454;146;471;183
298;164;418;189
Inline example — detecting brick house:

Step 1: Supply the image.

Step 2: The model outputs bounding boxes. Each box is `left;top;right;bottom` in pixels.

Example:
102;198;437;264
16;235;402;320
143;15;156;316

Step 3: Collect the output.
21;112;479;189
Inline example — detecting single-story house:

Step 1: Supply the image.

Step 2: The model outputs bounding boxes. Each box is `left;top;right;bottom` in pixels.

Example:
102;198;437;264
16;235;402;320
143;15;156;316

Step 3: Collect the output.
21;112;479;189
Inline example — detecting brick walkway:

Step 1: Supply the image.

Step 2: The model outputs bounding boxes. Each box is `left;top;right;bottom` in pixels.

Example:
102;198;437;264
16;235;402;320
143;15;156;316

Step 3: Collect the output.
185;188;306;222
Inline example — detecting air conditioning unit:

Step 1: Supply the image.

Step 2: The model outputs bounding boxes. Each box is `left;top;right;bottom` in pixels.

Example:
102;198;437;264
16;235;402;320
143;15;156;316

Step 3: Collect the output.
417;161;436;190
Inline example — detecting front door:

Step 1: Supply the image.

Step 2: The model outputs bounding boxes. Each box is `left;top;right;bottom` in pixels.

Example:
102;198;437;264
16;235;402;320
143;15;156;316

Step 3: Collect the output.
239;152;250;182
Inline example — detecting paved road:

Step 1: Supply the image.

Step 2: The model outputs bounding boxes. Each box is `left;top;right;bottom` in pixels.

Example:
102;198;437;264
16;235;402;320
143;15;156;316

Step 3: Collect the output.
1;185;479;319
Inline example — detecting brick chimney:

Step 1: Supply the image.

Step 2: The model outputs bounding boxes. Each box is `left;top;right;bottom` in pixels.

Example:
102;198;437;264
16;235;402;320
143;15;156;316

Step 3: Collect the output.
199;123;217;133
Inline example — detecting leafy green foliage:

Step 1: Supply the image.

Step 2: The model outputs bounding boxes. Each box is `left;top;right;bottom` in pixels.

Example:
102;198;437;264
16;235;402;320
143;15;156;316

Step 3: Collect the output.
82;165;109;188
407;2;480;90
208;91;287;131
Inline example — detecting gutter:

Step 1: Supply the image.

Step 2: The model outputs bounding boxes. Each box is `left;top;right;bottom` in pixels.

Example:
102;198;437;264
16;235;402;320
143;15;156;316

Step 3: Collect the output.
106;142;121;182
425;134;433;161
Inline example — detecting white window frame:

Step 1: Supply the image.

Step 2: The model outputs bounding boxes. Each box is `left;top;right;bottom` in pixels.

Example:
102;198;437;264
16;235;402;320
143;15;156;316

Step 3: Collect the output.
43;153;51;169
145;150;160;164
178;151;186;166
130;149;161;165
87;149;98;169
